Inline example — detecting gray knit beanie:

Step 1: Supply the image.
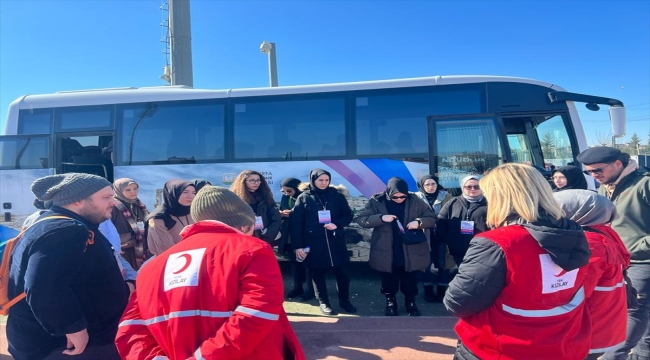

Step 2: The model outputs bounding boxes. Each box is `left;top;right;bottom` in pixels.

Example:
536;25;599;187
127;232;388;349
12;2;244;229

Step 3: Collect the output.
31;173;112;206
191;186;255;229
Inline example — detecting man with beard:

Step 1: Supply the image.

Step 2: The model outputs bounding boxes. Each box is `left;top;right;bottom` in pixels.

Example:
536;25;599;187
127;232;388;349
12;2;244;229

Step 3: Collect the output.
7;173;129;360
578;146;650;360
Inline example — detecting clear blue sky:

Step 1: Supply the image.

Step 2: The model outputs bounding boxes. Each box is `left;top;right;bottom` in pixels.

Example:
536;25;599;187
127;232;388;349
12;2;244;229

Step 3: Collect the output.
1;0;648;145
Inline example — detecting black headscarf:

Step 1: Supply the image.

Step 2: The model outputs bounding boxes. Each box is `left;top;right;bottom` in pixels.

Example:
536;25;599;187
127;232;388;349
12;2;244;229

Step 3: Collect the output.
417;175;444;201
192;179;211;193
146;179;194;229
281;177;302;199
385;177;409;198
552;166;588;192
309;168;331;195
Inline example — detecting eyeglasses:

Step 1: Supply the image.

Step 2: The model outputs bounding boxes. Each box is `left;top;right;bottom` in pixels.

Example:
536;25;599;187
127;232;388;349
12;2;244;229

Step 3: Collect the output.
246;179;262;184
463;185;481;190
391;195;407;200
583;164;611;175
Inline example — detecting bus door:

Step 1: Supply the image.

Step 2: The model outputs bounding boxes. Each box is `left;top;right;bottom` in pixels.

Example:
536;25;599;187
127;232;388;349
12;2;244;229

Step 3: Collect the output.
500;113;575;180
426;115;508;192
0;134;52;219
55;133;114;182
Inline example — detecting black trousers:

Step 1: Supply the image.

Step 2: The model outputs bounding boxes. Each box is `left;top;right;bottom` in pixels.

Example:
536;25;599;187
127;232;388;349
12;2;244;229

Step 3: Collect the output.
310;266;350;304
381;266;418;298
290;261;313;292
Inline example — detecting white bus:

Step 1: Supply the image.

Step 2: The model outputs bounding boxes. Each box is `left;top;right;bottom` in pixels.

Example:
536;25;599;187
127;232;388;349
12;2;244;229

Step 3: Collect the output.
0;75;625;235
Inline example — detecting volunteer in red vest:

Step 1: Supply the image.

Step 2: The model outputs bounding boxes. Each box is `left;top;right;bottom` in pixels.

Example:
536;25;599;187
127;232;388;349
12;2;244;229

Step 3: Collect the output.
554;189;631;359
444;163;592;360
115;186;305;360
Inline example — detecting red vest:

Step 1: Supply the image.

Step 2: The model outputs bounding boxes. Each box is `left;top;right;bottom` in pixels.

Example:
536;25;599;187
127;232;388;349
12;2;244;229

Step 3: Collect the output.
583;224;629;354
455;225;591;360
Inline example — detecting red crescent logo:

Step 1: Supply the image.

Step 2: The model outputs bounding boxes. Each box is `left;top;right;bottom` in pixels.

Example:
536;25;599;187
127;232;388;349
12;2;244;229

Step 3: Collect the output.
173;254;192;274
554;269;568;277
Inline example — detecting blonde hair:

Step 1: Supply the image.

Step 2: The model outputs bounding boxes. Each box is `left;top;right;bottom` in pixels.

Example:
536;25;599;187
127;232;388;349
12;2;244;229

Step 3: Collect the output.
480;163;562;228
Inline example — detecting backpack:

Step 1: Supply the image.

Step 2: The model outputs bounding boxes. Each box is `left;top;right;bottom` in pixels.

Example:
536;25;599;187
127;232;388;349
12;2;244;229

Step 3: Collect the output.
0;215;72;315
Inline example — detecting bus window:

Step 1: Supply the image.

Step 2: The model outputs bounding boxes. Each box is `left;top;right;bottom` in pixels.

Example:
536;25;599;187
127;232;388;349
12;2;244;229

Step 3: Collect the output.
18;109;53;135
433;118;503;189
507;134;533;164
536;115;574;168
0;136;50;170
57;106;113;131
118;101;224;165
355;93;430;156
233;97;345;160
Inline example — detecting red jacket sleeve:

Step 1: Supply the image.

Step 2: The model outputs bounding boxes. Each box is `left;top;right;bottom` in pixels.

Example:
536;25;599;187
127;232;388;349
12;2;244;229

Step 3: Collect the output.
115;291;167;360
196;245;285;359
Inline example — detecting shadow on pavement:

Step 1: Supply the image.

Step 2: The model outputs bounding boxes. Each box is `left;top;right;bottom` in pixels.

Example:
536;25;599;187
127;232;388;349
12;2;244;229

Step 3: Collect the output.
290;316;457;360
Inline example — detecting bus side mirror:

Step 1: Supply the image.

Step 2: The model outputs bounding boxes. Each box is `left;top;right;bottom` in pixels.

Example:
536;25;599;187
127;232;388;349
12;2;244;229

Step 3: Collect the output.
610;106;626;138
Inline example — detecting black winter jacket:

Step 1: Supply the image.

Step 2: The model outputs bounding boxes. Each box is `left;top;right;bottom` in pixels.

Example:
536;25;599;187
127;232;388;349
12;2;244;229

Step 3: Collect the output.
7;206;129;360
251;198;282;244
291;187;353;269
436;196;488;258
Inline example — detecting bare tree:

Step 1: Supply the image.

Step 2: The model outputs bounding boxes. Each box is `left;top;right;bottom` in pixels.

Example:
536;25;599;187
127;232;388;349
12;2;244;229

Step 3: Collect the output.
595;130;613;147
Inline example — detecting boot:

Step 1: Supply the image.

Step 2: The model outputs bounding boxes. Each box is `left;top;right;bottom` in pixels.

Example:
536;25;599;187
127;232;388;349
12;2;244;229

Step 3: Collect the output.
405;298;421;317
385;296;398;316
423;284;436;303
286;286;304;299
339;299;357;313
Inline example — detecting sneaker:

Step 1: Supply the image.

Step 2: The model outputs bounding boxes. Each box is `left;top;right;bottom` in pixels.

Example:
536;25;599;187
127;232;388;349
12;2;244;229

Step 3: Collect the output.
286;287;304;299
385;296;398;316
405;298;421;317
300;290;315;301
319;303;335;315
339;299;357;313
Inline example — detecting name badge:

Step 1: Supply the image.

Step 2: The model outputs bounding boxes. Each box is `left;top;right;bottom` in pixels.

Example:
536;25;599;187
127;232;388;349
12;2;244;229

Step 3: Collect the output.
136;221;145;233
254;216;264;230
460;220;474;235
318;210;332;224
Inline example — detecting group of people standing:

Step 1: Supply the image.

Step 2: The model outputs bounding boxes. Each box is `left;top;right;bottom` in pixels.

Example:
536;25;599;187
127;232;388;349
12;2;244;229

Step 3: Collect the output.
5;144;649;360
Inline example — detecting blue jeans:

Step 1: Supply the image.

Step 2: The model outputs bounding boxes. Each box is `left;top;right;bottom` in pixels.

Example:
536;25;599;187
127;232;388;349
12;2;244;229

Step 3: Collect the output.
603;263;650;360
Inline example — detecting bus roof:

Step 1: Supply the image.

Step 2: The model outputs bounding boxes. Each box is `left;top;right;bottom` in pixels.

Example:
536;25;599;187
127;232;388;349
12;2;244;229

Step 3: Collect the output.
9;75;567;110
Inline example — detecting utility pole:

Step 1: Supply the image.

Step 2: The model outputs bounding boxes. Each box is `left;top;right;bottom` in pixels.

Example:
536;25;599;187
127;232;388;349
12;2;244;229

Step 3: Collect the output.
260;41;278;87
169;0;193;87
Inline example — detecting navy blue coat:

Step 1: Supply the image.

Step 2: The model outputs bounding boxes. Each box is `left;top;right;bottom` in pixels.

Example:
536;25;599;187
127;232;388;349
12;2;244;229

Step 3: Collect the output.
7;206;129;360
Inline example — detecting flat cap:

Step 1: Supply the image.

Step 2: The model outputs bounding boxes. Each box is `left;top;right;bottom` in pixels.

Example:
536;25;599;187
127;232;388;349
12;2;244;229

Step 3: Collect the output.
576;146;622;165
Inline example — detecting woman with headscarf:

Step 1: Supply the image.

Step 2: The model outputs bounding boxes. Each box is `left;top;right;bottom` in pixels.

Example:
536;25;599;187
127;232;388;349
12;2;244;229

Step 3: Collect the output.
551;165;588;191
436;175;489;266
111;178;150;269
414;175;452;302
553;189;630;359
355;177;437;316
191;179;212;193
291;169;356;315
444;163;592;360
279;178;314;300
146;179;196;256
230;170;282;244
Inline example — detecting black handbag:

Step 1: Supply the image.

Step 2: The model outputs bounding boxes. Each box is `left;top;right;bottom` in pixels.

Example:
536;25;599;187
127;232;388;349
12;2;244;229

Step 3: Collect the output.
400;229;427;245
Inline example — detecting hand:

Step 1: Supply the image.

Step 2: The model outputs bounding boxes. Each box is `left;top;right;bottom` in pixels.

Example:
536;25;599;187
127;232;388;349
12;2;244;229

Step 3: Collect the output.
382;215;397;223
324;223;337;230
295;248;307;260
280;209;291;218
406;221;420;230
63;329;88;355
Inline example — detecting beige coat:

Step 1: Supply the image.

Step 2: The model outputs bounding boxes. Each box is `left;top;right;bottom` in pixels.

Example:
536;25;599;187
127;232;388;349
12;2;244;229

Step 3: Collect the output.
147;215;194;255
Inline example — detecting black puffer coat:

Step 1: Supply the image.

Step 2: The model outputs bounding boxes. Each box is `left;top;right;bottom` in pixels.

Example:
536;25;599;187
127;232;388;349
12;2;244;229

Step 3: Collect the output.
291;186;353;269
